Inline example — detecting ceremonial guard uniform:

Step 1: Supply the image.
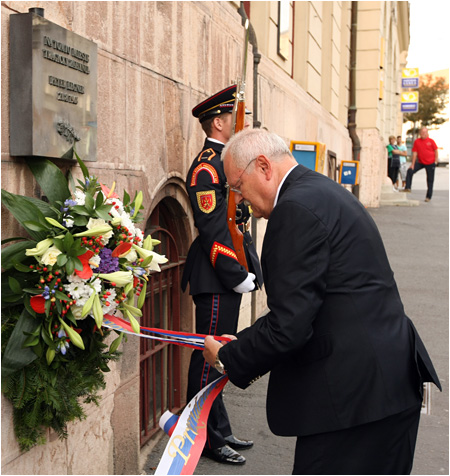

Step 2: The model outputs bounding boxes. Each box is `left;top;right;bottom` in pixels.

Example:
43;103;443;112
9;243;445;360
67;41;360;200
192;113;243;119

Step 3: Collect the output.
181;85;262;465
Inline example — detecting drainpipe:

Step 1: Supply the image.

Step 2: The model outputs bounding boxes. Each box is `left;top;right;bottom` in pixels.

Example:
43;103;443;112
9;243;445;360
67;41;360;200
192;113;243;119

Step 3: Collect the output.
348;2;361;198
237;3;261;325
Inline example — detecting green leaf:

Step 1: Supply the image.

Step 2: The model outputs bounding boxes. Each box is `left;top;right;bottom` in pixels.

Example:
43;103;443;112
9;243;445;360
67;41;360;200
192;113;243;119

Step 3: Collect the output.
1;236;28;245
1;190;47;241
1;309;39;376
45;217;67;231
25;157;71;205
137;280;147;309
14;262;32;273
20;195;60;220
73;216;88;226
95;192;104;208
81;291;96;318
122;302;142;318
59;319;85;350
46;347;56;365
63;232;74;251
109;332;123;353
23;334;40;347
53;238;64;252
1;240;36;270
66;258;75;275
92;294;104;329
8;276;22;294
22;220;51;232
55;290;71;301
84;193;94;211
74;148;90;179
71;205;90;216
125;311;140;334
22;288;44;295
94;207;112;221
123;190;130;206
57;253;68;267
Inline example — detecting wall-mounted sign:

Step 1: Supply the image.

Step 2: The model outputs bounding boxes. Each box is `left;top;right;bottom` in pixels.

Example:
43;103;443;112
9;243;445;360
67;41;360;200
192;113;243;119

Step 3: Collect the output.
339;160;359;185
290;141;326;174
9;10;97;160
401;91;419;113
401;68;419;89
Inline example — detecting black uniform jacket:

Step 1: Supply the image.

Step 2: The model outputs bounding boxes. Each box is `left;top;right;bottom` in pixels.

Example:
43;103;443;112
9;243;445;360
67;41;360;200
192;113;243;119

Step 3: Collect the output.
219;165;440;437
181;139;263;295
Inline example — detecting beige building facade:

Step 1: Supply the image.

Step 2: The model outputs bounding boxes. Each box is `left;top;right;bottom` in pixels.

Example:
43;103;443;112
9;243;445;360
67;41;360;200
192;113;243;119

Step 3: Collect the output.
1;1;409;474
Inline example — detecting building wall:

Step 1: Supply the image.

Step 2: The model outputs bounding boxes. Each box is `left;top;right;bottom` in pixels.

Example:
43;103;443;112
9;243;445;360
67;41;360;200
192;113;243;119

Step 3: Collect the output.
1;1;409;473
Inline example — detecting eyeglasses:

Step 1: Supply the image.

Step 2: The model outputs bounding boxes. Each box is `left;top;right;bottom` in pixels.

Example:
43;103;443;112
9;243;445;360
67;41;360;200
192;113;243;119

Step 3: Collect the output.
227;158;256;194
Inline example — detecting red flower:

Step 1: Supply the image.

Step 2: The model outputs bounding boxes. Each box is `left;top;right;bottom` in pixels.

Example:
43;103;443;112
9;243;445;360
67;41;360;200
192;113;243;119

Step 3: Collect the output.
100;183;120;199
112;242;132;258
75;250;95;279
30;295;46;314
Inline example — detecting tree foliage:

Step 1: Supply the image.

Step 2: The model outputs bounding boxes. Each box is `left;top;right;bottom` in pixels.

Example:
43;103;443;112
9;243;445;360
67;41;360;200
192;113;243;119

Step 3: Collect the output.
403;74;449;137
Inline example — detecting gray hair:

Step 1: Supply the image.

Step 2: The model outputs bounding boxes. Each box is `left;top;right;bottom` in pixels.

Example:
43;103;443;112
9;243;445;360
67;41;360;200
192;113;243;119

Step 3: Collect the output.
222;129;291;168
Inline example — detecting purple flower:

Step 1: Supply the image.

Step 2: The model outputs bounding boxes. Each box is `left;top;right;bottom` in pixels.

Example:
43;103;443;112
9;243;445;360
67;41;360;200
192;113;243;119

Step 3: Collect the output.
97;248;120;274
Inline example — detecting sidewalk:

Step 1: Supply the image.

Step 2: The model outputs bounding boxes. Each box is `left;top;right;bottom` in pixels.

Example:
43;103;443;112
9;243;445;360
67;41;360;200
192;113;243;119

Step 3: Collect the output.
143;167;449;475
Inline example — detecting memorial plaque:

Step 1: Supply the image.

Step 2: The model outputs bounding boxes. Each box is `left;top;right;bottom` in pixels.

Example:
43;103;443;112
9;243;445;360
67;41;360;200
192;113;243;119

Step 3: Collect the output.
10;10;97;160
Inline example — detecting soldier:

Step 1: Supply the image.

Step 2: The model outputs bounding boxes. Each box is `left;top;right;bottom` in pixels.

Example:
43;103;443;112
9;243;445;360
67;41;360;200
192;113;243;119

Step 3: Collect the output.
181;85;263;465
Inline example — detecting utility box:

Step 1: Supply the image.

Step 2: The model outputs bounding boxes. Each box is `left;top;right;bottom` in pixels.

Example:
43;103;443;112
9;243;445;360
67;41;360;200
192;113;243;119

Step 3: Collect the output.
290;141;326;174
339;160;359;185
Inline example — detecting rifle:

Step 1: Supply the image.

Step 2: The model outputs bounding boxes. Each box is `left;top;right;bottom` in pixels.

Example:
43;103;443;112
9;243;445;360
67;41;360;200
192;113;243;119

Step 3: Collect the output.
227;20;250;271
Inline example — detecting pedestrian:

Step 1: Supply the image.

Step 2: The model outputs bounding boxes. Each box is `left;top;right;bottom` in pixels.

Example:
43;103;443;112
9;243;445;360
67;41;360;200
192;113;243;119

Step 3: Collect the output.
181;85;263;466
397;135;408;190
203;128;441;475
386;135;406;191
403;127;439;201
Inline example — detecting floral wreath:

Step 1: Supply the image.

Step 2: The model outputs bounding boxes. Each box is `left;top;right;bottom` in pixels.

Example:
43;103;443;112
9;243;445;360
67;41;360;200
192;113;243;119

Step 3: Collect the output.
1;152;167;451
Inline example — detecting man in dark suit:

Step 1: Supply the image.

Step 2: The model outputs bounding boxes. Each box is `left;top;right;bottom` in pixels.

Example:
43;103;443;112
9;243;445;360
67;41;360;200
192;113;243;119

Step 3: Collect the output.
204;129;441;474
181;86;263;465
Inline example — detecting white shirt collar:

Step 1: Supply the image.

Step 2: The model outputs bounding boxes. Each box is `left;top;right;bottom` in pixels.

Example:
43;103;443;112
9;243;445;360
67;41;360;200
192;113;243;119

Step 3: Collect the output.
274;165;298;207
207;137;225;145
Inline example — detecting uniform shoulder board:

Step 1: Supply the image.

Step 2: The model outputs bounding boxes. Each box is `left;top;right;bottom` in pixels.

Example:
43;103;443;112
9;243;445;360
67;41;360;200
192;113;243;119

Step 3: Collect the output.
197;148;217;162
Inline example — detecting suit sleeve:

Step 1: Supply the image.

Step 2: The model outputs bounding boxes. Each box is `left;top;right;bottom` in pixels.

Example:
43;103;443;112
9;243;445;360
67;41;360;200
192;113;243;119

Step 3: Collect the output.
187;158;248;290
219;200;330;388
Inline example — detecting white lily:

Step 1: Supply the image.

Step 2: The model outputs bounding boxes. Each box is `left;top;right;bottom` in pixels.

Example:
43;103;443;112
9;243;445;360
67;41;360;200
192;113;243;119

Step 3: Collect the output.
25;238;53;257
142;235;161;251
131;244;168;272
97;271;134;287
74;224;113;237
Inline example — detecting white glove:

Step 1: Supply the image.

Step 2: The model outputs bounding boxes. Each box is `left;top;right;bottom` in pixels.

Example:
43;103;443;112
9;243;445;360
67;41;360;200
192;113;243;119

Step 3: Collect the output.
233;273;256;293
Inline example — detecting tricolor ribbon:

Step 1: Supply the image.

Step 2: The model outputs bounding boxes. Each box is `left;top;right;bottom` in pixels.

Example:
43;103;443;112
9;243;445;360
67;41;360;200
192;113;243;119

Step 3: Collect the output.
101;314;230;474
102;314;230;349
155;375;229;475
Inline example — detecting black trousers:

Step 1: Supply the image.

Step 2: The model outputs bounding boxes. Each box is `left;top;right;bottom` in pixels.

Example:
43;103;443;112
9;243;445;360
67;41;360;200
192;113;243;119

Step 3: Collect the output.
293;404;421;475
186;291;242;449
405;162;436;199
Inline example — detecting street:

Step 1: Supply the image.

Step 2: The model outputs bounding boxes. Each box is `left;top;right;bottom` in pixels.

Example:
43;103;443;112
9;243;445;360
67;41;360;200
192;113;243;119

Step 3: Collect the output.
143;166;449;475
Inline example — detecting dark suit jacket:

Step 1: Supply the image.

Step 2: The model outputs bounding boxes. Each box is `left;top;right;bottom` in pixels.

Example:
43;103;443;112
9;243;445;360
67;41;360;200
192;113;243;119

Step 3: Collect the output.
181;139;263;295
219;165;440;437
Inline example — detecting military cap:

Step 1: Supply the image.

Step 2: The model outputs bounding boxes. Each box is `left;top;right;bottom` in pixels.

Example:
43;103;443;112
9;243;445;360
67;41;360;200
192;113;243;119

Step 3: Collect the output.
192;85;250;123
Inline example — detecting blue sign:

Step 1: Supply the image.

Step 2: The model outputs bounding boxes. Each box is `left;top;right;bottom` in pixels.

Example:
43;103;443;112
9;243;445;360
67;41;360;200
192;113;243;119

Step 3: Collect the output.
401;78;419;89
339;161;359;185
401;102;419;113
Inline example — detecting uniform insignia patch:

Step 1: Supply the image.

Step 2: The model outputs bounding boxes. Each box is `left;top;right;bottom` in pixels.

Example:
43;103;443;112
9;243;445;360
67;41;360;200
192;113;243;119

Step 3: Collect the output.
190;163;219;186
197;190;216;214
210;241;238;267
197;148;216;162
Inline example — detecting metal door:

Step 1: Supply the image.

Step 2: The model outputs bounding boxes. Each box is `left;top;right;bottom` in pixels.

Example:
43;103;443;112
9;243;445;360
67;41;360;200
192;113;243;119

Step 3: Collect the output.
140;199;186;445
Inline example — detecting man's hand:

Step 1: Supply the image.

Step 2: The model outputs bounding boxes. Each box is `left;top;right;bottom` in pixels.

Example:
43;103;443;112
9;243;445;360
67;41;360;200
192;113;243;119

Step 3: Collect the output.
203;335;236;366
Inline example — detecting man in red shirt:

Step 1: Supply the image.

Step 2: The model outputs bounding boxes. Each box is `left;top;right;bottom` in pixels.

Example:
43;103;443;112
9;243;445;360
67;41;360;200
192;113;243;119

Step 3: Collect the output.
404;127;439;201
